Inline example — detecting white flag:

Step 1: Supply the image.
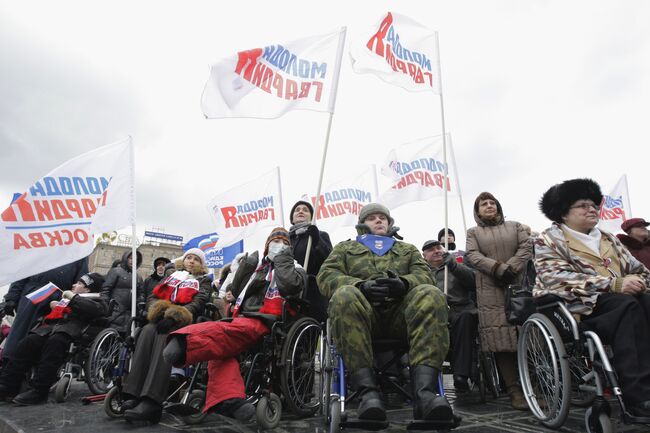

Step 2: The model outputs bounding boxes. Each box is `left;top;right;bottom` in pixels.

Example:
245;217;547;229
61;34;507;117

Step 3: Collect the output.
0;138;135;286
301;166;378;232
350;12;440;93
201;28;346;119
207;167;283;248
378;135;455;209
598;175;631;234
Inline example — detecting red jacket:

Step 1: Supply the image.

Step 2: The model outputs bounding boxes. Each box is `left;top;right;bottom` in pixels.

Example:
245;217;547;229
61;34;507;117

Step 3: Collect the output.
617;234;650;270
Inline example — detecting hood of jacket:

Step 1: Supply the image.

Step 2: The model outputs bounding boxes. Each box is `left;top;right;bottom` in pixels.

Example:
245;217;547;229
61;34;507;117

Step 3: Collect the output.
120;250;143;272
473;196;505;227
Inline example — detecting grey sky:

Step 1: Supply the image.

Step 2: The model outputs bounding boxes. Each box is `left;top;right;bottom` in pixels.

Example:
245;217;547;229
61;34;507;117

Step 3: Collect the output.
1;0;649;256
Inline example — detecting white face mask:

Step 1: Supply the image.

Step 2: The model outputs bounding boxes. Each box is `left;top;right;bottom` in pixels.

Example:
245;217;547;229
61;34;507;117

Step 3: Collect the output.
267;241;287;260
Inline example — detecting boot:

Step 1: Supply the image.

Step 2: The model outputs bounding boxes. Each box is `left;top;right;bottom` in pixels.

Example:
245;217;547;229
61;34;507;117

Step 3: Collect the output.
0;383;18;402
411;365;453;421
213;398;255;421
507;385;529;411
350;368;386;421
124;397;163;424
12;388;48;405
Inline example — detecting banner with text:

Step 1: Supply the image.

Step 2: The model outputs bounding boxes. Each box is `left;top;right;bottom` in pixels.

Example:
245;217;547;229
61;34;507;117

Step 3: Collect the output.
378;135;455;210
183;232;244;269
207;167;283;248
301;166;377;232
350;12;440;93
598;175;631;234
201;28;346;119
0;138;135;286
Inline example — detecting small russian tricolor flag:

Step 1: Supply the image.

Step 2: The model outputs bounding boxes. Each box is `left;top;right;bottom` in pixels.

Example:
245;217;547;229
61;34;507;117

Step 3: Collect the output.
25;283;61;305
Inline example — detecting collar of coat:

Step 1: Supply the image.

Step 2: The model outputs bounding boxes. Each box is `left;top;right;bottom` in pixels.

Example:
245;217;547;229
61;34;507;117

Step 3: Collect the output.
540;223;625;264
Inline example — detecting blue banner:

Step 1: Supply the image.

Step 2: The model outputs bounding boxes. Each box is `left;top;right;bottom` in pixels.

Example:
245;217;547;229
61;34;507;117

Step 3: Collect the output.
144;231;183;243
183;232;243;269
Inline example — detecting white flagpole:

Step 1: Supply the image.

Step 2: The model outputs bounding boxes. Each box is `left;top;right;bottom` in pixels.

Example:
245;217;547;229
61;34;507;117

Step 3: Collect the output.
127;136;138;334
304;27;347;273
276;166;285;227
448;135;468;233
623;174;633;217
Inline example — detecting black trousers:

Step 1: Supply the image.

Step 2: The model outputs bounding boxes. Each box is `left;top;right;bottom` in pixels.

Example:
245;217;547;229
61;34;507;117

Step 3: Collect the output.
123;323;171;404
0;332;71;392
582;293;650;404
449;310;478;378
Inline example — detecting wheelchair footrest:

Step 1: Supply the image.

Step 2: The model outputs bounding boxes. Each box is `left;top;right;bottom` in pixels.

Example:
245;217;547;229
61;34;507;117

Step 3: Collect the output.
81;394;106;404
624;412;650;425
341;419;390;430
165;402;200;416
407;414;462;430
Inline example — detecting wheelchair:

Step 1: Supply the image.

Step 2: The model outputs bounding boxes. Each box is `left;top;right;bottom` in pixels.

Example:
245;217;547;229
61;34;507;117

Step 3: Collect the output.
320;319;462;432
518;294;650;432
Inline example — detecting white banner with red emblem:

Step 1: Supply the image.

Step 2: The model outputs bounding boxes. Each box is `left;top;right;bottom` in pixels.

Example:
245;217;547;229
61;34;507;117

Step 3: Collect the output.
598;175;631;234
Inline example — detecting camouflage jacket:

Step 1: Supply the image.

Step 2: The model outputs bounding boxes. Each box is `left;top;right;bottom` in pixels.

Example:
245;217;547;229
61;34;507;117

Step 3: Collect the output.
317;239;435;299
534;223;650;315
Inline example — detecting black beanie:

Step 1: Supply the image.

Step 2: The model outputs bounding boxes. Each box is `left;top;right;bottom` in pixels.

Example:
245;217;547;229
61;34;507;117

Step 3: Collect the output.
437;228;455;242
290;200;314;225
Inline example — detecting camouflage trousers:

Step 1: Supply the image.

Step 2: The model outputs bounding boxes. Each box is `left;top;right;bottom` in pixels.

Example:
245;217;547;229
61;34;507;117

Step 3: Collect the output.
328;284;449;374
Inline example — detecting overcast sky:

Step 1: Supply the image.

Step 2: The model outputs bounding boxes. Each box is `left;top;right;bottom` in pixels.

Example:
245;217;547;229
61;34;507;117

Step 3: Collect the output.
1;0;649;258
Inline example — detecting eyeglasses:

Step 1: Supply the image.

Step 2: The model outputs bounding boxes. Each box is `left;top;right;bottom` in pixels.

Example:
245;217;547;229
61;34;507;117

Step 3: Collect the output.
570;202;599;211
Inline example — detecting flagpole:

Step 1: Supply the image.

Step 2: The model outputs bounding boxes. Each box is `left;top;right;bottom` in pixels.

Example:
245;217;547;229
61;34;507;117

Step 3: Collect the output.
128;136;138;334
276;166;285;227
304;27;347;273
623;174;633;217
448;136;468;233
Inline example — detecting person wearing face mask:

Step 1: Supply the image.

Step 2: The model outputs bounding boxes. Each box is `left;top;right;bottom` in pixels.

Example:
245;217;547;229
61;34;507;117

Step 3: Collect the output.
466;192;532;410
163;228;305;423
317;204;454;424
288;200;333;322
143;257;172;306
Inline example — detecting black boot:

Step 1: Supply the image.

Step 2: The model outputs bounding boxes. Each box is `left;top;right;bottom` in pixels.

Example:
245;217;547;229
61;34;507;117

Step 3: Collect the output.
124;397;162;424
411;365;453;421
0;383;18;402
351;368;386;421
12;388;48;405
213;398;255;421
162;335;187;367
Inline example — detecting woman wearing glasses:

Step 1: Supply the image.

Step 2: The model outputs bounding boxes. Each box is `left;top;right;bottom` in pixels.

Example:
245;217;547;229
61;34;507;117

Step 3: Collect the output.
536;178;650;417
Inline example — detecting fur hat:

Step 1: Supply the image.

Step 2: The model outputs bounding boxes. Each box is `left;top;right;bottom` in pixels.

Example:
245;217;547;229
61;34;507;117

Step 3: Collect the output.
182;248;207;269
79;273;105;293
437;228;455;242
264;227;290;257
290;200;314;225
540;178;603;223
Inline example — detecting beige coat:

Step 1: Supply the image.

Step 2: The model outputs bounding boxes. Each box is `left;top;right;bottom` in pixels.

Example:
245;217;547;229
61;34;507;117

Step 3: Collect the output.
466;204;532;352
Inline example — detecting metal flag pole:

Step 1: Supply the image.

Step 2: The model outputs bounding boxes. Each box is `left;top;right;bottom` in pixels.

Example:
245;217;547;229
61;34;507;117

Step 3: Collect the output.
127;136;138;335
448;135;468;234
303;27;347;273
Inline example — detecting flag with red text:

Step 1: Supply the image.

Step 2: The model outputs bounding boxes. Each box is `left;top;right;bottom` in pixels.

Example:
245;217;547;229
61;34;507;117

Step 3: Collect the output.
350;12;440;93
0;138;135;286
207;167;283;248
201;28;346;119
598;175;631;234
378;135;455;209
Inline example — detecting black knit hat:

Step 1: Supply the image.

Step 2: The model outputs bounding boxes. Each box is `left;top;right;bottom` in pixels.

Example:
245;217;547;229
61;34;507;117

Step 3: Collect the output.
437;228;455;242
540;178;603;223
290;200;314;225
79;273;105;293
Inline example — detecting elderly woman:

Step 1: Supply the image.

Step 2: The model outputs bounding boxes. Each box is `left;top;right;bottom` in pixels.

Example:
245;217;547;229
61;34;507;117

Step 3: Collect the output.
466;192;532;410
536;178;650;417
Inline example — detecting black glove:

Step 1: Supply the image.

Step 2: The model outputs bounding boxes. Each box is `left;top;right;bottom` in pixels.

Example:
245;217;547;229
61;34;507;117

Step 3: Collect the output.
375;270;408;299
501;268;518;285
357;280;389;305
442;252;457;270
156;317;176;334
2;301;16;316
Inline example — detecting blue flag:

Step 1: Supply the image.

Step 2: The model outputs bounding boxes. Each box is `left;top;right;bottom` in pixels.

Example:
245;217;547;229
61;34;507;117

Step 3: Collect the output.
183;233;244;269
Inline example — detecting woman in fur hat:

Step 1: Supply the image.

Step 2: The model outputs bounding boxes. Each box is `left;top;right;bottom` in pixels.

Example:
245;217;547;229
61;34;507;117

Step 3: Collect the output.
162;227;305;423
465;192;532;410
121;248;210;425
536;178;650;417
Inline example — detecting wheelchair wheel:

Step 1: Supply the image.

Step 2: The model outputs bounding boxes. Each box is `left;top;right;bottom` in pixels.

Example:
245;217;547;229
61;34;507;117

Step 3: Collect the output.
85;328;123;395
54;375;71;403
569;353;596;407
480;351;500;399
518;313;570;429
476;359;487;403
280;317;321;417
256;393;281;429
181;390;207;425
104;386;125;418
321;332;332;418
585;407;612;433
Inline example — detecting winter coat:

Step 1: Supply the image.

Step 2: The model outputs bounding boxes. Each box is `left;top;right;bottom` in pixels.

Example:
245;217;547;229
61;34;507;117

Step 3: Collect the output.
466;205;532;353
145;260;211;330
429;261;476;323
100;251;144;334
31;294;108;341
230;249;305;327
535;224;650;315
142;257;170;303
616;234;650;270
317;239;434;300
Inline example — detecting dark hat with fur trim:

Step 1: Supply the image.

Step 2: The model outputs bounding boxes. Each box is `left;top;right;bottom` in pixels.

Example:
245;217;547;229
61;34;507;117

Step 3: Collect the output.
290;200;314;225
540;178;603;223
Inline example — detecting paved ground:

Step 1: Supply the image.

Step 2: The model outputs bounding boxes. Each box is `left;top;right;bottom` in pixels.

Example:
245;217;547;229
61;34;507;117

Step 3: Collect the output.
0;378;648;433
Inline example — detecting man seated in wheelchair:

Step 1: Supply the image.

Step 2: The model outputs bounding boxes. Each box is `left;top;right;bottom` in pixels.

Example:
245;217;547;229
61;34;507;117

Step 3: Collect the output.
537;178;650;417
317;203;454;423
164;227;305;422
0;273;106;405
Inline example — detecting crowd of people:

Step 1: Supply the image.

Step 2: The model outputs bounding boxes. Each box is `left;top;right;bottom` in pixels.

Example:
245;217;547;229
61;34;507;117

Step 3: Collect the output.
1;177;650;426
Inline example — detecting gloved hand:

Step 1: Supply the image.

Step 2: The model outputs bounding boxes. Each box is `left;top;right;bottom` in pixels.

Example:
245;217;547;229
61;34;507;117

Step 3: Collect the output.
62;290;75;300
357;280;389;305
2;301;16;316
156;317;177;334
375;270;408;299
442;252;457;270
501;267;518;285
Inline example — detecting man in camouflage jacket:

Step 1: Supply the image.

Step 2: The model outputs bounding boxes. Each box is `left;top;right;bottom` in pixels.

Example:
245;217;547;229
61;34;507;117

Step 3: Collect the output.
317;203;452;423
